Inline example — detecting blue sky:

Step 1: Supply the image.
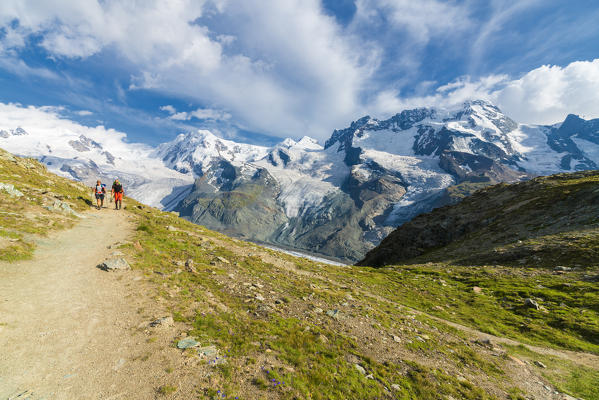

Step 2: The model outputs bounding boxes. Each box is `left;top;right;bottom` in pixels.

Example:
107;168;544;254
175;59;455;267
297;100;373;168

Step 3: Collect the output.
1;0;599;146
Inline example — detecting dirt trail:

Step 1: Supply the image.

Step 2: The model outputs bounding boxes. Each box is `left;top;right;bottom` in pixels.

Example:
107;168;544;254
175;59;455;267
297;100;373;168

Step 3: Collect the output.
0;209;179;400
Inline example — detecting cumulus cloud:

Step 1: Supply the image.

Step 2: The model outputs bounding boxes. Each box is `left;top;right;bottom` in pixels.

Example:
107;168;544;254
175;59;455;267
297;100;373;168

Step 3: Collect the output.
0;0;375;139
355;0;472;44
1;1;598;141
371;59;599;125
159;105;176;115
160;105;231;121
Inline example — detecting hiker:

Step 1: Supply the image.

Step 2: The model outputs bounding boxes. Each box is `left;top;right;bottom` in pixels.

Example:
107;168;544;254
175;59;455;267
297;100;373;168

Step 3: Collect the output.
111;178;124;210
92;179;106;209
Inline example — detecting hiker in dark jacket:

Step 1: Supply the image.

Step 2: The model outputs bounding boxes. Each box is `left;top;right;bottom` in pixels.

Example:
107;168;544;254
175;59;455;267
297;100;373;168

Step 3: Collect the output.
111;178;124;210
92;179;106;210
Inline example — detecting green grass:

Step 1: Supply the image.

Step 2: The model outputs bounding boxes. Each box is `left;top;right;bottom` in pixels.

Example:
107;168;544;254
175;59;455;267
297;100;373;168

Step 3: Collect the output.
505;344;599;400
340;264;599;355
121;202;501;399
0;147;91;261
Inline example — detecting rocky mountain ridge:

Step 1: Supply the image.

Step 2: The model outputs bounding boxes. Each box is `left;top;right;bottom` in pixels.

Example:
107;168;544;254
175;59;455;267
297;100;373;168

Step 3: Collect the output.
2;100;599;261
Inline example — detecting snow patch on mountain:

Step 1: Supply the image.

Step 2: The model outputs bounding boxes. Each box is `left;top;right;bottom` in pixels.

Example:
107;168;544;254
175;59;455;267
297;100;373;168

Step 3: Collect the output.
0;103;193;208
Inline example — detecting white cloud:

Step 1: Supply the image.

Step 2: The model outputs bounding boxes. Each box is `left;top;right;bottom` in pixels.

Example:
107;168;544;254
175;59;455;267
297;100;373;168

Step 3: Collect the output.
161;105;231;121
493;59;599;124
0;0;375;140
355;0;472;44
159;105;176;115
75;110;93;116
371;59;599;125
1;1;598;141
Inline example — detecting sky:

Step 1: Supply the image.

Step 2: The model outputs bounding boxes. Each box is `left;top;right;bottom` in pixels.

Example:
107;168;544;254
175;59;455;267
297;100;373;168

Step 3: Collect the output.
1;0;599;146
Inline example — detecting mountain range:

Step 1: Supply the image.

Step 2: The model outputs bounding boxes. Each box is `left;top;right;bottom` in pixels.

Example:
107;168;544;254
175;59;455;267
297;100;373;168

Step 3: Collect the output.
2;100;599;261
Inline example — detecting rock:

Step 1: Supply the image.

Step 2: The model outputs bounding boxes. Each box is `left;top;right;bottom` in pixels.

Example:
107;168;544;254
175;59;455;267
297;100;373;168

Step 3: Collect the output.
216;256;230;264
554;266;572;272
472;286;483;294
326;309;340;319
391;384;401;391
354;364;366;375
177;338;199;349
0;182;24;197
98;257;130;271
255;294;265;301
166;225;177;232
313;307;324;314
318;334;329;344
392;335;401;343
508;355;526;366
197;345;218;358
46;199;82;217
533;360;547;368
524;298;540;310
185;259;196;273
149;316;174;328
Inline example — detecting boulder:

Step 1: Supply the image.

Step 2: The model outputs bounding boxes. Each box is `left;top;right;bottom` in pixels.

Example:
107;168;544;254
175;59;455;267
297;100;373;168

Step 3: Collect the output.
149;316;174;328
177;338;199;349
0;182;24;197
524;298;540;310
98;257;130;271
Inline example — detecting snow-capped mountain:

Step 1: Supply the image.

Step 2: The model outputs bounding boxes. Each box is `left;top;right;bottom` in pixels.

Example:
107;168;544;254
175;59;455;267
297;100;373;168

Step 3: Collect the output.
3;100;599;261
155;100;599;261
0;119;194;209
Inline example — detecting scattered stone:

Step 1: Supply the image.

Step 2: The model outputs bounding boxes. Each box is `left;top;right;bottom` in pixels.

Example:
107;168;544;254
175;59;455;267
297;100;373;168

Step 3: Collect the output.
197;345;218;358
326;309;340;319
392;335;401;343
318;334;329;344
524;298;540;310
255;294;265;301
185;259;196;273
166;225;177;232
0;182;24;197
177;338;199;349
149;316;174;328
216;256;230;264
533;360;547;369
508;355;526;366
472;286;483;294
98;257;130;271
253;282;264;289
433;305;444;312
354;364;366;375
45;199;83;217
391;384;401;391
313;307;324;314
365;374;374;380
554;266;572;272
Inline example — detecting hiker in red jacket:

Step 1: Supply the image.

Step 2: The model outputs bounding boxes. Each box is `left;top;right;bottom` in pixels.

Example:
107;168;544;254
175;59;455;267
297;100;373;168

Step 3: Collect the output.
111;178;124;210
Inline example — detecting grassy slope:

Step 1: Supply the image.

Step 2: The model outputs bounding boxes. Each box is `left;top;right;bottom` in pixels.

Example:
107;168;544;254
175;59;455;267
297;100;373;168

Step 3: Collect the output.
2;148;597;399
121;199;599;399
0;148;91;261
360;170;599;269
